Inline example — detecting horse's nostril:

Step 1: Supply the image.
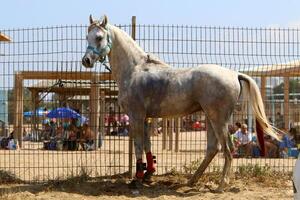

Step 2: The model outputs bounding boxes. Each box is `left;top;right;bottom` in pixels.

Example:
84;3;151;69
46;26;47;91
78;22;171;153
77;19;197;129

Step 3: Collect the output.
83;57;90;66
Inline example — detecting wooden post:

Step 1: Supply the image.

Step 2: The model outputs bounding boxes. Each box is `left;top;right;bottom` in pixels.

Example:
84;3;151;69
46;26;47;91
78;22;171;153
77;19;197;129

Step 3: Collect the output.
260;76;266;104
90;74;100;149
175;118;180;152
31;90;39;138
99;90;105;143
18;74;23;148
14;73;23;148
128;16;136;177
162;118;168;150
284;76;289;131
168;118;174;150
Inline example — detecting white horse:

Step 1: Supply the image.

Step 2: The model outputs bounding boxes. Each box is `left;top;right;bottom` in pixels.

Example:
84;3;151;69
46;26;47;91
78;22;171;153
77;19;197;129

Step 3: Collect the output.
82;15;279;191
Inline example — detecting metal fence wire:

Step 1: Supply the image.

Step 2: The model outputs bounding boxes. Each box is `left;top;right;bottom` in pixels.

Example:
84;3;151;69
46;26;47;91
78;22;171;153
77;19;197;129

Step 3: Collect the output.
0;18;299;183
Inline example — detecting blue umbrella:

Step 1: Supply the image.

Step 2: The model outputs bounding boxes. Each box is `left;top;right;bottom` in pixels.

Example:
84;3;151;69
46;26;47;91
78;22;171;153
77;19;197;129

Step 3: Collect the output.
46;107;82;119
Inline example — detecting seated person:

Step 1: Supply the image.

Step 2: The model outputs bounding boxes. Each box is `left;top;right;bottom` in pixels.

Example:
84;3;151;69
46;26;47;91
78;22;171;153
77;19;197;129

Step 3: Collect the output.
279;130;296;158
49;120;57;138
250;132;260;157
79;123;96;150
66;124;79;150
234;124;252;157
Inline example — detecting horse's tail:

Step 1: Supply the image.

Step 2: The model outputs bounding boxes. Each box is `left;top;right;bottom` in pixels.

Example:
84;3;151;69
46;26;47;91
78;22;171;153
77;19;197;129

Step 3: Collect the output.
238;73;280;156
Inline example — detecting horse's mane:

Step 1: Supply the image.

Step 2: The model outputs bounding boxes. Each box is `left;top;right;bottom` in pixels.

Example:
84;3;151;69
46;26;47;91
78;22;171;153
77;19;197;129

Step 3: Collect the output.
110;25;169;67
146;54;168;66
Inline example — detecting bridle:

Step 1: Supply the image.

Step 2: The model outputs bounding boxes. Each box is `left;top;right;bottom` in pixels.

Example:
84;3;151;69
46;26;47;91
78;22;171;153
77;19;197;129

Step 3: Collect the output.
87;22;112;71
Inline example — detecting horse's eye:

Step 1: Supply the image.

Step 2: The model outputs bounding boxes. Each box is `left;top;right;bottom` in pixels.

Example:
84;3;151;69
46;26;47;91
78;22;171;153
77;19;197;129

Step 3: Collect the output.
96;36;103;41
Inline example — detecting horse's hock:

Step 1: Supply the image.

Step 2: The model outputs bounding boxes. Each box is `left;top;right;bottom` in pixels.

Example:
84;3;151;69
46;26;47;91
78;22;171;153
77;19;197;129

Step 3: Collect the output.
0;16;298;182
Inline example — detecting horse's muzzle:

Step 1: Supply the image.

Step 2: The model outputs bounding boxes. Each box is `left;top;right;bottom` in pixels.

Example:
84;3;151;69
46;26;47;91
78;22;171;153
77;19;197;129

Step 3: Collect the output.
82;56;93;68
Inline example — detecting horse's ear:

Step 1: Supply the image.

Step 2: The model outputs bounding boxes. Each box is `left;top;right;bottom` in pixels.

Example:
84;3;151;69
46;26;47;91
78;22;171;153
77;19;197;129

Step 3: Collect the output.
100;15;108;27
89;15;94;24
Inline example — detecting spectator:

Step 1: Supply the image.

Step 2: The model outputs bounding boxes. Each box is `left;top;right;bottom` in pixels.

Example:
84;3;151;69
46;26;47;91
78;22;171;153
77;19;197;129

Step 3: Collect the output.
279;129;296;158
49;120;57;138
67;124;79;150
234;124;252;157
81;123;96;151
275;112;284;129
234;122;242;133
228;124;238;157
6;131;17;150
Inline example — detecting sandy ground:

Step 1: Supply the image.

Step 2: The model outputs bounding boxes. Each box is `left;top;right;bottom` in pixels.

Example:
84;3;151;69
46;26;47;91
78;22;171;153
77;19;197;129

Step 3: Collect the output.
0;131;295;199
0;131;296;182
0;173;293;200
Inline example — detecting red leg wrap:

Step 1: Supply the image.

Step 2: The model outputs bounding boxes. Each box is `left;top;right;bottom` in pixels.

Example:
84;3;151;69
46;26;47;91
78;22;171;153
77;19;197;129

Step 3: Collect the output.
135;159;145;179
146;152;156;173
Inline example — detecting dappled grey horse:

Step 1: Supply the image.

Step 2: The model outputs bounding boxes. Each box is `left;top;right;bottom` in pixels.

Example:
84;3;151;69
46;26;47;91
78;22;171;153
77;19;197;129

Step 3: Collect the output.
82;15;279;191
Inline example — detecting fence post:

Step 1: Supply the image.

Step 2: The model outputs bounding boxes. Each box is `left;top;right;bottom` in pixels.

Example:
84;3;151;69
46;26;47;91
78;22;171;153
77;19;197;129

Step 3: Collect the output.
128;16;136;178
284;76;289;131
162;118;168;150
175;118;180;152
168;118;174;150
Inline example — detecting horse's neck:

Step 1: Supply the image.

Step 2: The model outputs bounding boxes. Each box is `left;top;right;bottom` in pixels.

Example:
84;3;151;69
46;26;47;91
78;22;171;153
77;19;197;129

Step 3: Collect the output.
108;25;147;85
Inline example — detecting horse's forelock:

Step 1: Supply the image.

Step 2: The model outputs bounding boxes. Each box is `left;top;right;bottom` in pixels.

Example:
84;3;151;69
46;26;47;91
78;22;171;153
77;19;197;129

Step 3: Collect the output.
88;22;101;33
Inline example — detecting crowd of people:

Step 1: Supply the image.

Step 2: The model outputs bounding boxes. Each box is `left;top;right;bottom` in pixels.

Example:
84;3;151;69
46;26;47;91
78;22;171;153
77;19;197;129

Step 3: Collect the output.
229;122;299;158
41;118;98;151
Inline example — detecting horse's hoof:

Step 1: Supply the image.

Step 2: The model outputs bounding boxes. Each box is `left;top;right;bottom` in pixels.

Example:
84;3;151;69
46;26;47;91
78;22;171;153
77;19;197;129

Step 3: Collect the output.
128;179;143;189
143;171;154;183
187;179;196;187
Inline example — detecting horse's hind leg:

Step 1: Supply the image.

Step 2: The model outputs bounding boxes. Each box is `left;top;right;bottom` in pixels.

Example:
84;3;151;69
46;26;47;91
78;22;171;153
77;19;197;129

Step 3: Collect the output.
210;120;233;192
188;120;219;186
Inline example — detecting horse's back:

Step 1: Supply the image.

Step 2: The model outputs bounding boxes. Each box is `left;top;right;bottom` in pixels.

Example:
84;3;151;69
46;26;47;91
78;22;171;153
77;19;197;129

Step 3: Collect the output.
127;64;240;117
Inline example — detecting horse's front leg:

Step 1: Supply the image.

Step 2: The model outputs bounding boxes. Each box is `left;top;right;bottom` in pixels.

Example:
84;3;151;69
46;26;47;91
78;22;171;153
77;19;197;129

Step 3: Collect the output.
131;118;146;180
143;119;156;181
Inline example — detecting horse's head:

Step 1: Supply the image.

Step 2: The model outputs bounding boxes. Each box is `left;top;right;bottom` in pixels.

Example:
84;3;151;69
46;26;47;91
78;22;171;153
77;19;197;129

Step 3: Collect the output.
82;15;112;68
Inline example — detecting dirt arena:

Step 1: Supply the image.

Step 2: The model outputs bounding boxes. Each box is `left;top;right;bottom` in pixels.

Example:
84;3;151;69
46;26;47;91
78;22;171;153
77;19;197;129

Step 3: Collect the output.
0;131;296;199
0;131;296;181
0;172;293;200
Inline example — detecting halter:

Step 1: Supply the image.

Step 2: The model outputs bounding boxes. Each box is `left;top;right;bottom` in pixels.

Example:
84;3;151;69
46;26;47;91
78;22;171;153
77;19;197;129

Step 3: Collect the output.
87;22;112;70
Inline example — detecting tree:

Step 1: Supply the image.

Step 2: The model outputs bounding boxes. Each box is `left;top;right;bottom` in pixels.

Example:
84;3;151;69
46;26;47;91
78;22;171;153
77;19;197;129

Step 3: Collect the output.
272;79;300;99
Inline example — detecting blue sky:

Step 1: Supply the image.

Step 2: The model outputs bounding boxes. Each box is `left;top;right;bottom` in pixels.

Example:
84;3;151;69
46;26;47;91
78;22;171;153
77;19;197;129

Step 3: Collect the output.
1;0;300;29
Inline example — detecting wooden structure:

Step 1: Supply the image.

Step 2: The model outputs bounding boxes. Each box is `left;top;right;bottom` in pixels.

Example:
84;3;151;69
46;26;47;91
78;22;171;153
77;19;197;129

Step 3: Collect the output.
14;71;113;147
0;33;11;42
243;60;300;131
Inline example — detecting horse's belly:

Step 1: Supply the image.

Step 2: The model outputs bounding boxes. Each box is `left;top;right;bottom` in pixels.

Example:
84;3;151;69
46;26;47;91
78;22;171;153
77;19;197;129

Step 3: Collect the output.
146;97;202;118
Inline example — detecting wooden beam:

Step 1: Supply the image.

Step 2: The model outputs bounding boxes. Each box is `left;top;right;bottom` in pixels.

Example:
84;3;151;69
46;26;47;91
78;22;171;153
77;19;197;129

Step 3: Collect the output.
20;71;112;81
27;87;118;96
284;76;289;131
0;33;11;42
